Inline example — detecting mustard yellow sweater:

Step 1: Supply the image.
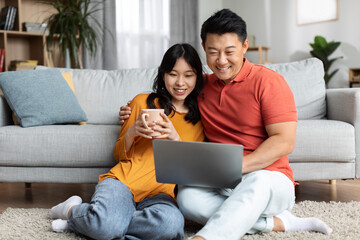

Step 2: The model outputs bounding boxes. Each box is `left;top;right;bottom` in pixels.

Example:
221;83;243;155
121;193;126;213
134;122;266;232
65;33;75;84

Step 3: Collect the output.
99;94;205;202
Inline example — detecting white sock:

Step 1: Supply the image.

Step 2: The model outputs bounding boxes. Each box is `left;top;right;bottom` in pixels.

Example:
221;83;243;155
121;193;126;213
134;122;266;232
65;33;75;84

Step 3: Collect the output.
52;219;69;232
49;195;82;220
276;210;333;235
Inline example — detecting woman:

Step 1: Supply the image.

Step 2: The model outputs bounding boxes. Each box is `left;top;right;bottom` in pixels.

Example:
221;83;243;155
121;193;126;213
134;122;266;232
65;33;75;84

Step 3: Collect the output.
49;43;205;240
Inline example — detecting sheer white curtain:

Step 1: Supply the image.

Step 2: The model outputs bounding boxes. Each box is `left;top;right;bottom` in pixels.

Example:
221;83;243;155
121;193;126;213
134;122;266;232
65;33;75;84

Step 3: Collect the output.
83;1;118;70
116;0;170;69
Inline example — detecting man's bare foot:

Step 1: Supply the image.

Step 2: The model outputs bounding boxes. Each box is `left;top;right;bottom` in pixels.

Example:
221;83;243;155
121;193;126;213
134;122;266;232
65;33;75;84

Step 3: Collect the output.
273;216;285;232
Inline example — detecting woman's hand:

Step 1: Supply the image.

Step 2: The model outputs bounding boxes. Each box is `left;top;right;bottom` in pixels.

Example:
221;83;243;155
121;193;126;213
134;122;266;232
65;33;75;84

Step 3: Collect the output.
126;111;156;140
152;113;180;141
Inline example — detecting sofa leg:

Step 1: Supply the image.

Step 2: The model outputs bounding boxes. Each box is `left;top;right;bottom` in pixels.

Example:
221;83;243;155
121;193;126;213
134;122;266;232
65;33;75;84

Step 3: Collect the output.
329;180;336;185
25;182;32;189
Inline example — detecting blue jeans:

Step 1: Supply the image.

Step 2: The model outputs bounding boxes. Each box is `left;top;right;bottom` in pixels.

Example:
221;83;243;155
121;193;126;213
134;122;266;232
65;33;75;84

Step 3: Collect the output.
68;178;184;240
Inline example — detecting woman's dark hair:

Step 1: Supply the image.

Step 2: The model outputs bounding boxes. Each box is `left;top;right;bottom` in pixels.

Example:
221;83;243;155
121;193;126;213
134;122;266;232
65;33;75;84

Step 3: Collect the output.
146;43;203;124
201;9;247;45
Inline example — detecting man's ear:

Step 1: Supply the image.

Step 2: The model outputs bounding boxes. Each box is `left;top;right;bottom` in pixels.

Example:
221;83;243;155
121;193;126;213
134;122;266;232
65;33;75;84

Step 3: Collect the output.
201;42;205;51
242;39;249;54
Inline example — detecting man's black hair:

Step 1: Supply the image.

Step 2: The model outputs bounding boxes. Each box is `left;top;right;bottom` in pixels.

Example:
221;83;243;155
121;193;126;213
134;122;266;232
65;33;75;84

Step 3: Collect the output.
201;9;247;45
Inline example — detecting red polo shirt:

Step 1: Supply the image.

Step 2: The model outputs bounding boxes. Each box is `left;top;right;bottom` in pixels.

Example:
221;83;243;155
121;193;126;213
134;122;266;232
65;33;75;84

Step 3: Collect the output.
198;58;297;183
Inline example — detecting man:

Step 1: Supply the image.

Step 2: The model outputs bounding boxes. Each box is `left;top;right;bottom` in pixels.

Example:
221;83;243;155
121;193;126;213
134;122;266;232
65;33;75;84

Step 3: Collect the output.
119;9;332;240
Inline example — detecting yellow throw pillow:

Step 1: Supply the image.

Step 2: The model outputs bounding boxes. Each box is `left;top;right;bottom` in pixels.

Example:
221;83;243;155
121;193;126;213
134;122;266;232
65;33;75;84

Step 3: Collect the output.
12;111;18;125
62;72;76;92
12;72;86;125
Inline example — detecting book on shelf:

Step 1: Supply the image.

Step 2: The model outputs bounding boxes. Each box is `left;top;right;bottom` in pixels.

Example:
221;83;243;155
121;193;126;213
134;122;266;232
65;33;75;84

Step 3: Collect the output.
0;6;17;30
8;6;17;30
9;60;38;71
0;49;4;72
0;6;9;30
5;6;12;30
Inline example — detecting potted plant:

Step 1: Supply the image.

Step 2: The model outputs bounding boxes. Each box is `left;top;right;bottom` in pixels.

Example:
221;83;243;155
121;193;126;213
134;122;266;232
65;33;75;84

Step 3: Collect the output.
309;35;342;84
41;0;103;69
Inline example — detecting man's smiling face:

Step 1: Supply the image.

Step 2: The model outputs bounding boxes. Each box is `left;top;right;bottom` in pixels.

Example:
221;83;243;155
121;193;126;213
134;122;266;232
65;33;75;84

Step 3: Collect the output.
203;33;248;84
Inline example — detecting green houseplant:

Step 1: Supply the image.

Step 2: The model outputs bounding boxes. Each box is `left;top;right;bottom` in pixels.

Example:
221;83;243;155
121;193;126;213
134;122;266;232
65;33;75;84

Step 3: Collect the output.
41;0;103;69
309;35;342;84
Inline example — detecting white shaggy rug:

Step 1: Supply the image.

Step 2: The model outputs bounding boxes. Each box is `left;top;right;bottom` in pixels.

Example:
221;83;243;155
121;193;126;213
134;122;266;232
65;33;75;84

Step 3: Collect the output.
0;201;359;240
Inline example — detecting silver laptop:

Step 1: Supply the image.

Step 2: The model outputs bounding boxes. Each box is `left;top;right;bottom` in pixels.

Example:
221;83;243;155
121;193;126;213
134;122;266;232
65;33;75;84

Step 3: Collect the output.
152;139;243;188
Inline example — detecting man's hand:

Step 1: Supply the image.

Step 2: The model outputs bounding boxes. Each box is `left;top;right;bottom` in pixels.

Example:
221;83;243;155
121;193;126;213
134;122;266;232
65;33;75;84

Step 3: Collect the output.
119;101;132;125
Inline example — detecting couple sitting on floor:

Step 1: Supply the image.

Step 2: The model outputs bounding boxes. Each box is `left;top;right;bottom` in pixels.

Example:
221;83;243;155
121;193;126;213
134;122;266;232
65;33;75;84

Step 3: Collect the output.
49;9;332;240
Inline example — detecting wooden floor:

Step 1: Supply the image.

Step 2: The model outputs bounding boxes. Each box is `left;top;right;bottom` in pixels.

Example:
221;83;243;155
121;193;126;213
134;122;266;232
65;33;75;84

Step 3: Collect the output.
1;179;360;214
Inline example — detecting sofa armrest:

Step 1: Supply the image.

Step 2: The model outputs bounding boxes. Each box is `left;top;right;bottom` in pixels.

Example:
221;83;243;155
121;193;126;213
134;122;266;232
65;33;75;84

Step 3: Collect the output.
327;88;360;124
327;88;360;178
0;94;12;126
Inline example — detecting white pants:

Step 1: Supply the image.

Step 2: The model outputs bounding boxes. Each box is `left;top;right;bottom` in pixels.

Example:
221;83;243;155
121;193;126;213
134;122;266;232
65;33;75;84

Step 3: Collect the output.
177;170;295;240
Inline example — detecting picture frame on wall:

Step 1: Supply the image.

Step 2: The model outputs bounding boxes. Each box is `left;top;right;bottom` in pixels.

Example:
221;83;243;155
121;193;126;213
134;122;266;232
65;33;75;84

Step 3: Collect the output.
297;0;338;25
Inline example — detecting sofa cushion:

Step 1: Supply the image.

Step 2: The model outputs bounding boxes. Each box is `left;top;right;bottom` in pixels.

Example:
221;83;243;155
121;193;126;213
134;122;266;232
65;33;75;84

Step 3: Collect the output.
36;66;157;125
289;119;355;163
11;72;87;126
0;69;88;127
35;58;325;124
0;124;119;167
264;58;326;120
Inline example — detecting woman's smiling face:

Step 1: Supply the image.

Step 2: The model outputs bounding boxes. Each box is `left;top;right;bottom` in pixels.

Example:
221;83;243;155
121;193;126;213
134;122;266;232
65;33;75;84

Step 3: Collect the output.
164;57;197;110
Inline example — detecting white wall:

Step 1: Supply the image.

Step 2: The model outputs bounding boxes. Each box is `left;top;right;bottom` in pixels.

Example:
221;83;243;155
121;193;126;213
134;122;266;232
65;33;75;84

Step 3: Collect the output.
199;0;360;88
197;0;224;64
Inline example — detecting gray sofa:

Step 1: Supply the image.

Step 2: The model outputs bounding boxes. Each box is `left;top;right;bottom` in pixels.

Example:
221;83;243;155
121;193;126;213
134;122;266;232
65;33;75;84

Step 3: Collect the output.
0;58;359;183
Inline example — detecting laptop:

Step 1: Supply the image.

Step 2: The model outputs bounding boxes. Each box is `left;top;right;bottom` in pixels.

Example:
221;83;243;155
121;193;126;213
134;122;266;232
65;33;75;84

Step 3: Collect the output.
152;139;243;188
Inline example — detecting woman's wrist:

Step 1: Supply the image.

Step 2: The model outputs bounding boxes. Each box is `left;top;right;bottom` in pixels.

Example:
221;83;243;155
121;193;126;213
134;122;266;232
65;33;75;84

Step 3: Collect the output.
170;132;180;141
174;134;180;141
125;126;136;151
126;125;136;139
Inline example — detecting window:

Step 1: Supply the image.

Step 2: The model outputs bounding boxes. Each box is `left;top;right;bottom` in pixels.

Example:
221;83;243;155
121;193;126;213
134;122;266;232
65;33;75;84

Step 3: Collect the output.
116;0;170;69
297;0;338;25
